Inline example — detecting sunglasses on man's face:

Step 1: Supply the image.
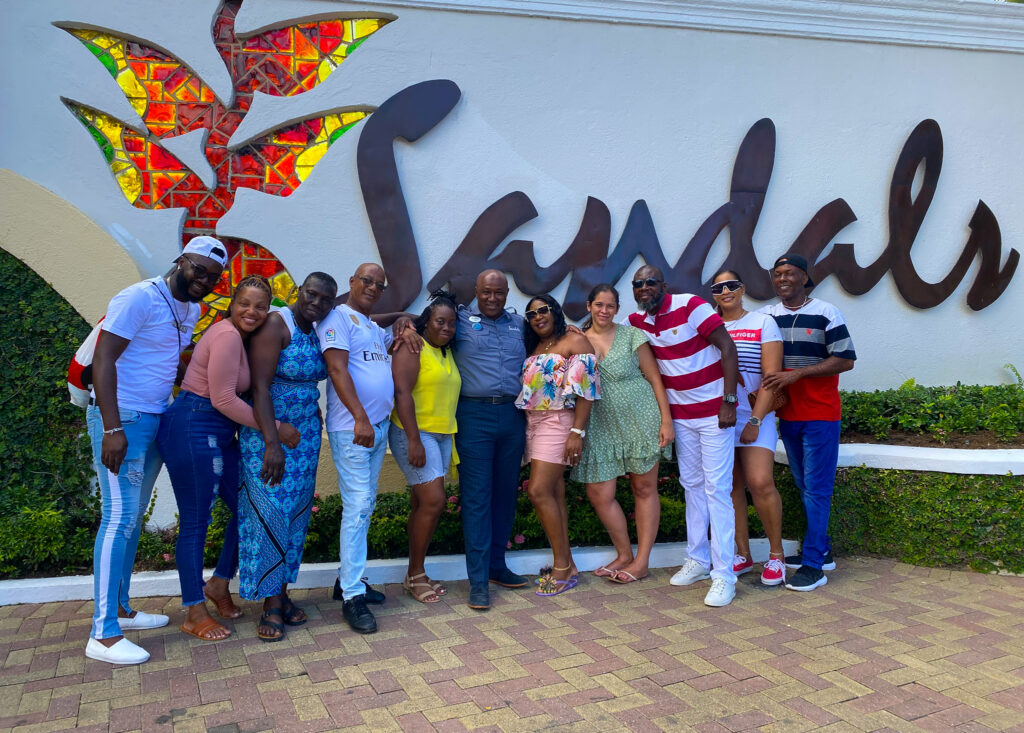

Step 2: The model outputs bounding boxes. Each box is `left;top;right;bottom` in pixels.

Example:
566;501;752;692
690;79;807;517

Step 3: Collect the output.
182;255;221;284
711;280;743;295
355;275;387;291
631;277;662;289
525;304;553;320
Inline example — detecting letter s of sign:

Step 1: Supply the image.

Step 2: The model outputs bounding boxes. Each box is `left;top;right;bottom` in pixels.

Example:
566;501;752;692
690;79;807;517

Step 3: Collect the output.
355;80;462;313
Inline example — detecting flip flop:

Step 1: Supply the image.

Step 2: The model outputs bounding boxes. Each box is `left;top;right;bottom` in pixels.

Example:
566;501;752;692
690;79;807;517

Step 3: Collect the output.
593;566;617;578
535;574;579;597
609;570;647;584
180;616;231;641
257;608;286;642
204;588;243;619
280;597;307;626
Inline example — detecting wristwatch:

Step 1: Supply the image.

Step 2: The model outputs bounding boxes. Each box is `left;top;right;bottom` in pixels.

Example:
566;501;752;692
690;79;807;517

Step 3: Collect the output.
748;416;762;427
570;427;586;438
723;393;738;404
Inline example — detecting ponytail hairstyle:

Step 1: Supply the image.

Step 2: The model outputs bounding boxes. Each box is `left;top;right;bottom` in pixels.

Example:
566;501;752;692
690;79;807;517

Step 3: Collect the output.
710;269;743;316
581;283;619;331
413;289;459;355
228;274;273;317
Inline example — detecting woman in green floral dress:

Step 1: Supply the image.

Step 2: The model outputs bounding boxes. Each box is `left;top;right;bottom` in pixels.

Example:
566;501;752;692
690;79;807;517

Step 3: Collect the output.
571;284;674;583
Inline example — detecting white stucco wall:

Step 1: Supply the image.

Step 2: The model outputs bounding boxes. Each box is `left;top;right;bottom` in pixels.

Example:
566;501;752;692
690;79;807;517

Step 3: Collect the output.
1;0;1022;389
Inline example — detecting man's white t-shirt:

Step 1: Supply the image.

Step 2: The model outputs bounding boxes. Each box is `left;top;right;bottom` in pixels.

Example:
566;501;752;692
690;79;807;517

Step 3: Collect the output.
98;277;199;414
317;304;395;433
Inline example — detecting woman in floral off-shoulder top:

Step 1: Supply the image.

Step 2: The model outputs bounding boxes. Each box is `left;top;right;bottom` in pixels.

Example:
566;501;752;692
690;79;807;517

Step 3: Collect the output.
515;295;600;597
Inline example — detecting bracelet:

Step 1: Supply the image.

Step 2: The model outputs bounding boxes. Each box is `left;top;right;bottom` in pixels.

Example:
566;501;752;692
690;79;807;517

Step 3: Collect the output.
103;426;124;435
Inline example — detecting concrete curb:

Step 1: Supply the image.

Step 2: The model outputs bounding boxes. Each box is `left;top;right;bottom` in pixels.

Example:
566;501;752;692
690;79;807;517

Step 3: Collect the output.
0;539;799;606
774;442;1023;475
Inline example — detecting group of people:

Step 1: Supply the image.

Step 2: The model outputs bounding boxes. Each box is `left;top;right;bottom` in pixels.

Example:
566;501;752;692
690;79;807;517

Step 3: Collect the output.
82;234;855;666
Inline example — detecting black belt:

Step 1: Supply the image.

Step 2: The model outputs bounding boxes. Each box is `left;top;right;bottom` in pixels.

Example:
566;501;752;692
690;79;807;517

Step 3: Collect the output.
460;395;517;404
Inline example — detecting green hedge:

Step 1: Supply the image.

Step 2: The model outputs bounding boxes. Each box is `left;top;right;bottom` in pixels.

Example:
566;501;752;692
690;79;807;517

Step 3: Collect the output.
841;374;1024;442
0;249;97;577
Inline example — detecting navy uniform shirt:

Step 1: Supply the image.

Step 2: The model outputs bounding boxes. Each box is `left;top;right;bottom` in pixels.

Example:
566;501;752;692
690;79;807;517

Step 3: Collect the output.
453;306;526;398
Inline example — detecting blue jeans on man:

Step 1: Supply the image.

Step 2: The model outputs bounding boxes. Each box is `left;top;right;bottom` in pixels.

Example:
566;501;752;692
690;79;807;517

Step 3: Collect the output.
454;401;525;591
329;418;390;600
779;419;841;571
156;391;240;607
86;406;163;639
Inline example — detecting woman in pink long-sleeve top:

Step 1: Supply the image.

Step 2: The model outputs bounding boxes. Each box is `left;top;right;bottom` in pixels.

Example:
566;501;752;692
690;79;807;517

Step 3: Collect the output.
156;275;299;641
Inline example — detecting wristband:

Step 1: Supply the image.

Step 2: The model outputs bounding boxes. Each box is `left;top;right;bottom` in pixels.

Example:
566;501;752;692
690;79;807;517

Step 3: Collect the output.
103;426;124;435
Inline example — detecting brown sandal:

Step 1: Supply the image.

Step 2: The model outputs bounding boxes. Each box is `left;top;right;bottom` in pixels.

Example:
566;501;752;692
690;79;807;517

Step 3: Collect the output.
402;573;441;604
181;616;231;641
204;588;243;619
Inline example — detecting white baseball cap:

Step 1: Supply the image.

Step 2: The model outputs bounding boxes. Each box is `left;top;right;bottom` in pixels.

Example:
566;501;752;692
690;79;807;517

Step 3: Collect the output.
179;235;228;267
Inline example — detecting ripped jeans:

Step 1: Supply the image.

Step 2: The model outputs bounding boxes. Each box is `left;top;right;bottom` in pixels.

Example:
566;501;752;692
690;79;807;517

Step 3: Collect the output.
156;391;240;607
329;419;389;601
86;405;163;639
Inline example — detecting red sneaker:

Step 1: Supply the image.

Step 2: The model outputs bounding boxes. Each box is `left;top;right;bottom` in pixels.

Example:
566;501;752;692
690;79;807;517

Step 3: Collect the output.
761;557;785;586
733;555;754;575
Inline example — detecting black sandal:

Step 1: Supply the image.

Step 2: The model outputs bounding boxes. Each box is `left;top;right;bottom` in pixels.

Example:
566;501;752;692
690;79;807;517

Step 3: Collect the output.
281;596;307;627
258;607;286;642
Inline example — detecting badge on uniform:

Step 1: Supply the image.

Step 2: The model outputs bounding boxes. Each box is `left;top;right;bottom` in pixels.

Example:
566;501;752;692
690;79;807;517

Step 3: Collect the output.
468;315;481;323
473;323;482;330
349;314;360;326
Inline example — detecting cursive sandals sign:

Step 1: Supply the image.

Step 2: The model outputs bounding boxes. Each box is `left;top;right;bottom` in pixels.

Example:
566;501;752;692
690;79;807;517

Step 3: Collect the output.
360;81;1019;321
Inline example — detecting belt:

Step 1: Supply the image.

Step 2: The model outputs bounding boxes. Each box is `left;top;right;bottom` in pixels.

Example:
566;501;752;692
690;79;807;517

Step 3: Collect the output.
460;395;517;404
88;397;97;406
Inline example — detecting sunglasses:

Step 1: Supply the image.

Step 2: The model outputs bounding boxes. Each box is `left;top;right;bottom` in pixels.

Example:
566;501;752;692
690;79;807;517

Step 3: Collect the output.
181;255;222;284
711;280;743;295
355;275;387;291
631;277;662;289
525;304;553;320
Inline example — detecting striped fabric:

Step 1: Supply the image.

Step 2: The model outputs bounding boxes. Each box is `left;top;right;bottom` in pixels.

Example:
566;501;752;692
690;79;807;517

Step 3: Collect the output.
628;293;725;420
760;299;857;421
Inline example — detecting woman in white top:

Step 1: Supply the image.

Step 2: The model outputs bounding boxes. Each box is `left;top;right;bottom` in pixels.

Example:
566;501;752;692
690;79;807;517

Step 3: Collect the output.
710;270;787;586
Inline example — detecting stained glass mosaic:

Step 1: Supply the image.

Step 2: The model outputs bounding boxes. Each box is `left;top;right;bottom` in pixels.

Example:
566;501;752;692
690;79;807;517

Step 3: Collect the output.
63;0;388;339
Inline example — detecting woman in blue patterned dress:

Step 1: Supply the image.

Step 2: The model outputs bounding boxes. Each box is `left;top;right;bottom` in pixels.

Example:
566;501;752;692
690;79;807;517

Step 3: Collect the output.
239;272;338;642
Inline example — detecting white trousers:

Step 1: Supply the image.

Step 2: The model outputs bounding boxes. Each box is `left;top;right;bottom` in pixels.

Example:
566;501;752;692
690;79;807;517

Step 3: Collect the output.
674;416;737;583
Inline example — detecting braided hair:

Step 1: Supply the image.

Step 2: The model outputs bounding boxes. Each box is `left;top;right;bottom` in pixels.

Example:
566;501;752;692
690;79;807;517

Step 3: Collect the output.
228;275;273;317
413;289;458;355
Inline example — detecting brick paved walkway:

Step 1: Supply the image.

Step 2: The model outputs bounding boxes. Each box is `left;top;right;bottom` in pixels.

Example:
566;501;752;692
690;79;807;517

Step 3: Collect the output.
2;557;1023;732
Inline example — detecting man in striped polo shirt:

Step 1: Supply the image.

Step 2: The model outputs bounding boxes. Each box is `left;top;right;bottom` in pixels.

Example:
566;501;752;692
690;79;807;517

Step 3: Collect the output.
628;265;740;607
761;253;856;592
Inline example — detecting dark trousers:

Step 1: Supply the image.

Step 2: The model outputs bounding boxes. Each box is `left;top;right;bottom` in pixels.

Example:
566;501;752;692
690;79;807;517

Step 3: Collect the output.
778;419;841;571
454;401;526;588
157;390;240;606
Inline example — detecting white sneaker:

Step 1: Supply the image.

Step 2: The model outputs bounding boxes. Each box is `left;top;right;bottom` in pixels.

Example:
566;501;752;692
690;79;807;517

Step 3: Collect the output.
669;558;711;586
118;611;169;630
85;637;150;665
703;578;736;607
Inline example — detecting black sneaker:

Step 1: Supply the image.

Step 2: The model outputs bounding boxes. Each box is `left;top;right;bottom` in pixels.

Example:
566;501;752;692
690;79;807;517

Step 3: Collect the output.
785;565;828;592
342;595;377;634
784;550;836;571
333;577;385;604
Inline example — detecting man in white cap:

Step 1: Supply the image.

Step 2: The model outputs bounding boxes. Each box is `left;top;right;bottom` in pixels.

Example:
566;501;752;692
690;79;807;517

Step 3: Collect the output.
85;235;227;664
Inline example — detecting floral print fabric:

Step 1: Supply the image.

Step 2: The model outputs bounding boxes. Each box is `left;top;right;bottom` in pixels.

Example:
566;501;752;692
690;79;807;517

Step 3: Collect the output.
515;352;600;411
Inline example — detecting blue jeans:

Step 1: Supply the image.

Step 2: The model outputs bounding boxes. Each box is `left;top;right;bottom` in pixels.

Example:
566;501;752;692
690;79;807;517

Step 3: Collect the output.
156;391;240;607
779;419;841;570
329;419;389;601
454;401;525;588
86;405;163;639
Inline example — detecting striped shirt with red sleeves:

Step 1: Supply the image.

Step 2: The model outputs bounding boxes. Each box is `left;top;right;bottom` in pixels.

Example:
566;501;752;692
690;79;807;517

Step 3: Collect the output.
628;293;726;420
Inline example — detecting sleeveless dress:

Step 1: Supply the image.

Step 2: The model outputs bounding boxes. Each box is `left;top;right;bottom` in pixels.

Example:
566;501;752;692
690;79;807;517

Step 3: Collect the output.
571;325;668;483
238;307;328;600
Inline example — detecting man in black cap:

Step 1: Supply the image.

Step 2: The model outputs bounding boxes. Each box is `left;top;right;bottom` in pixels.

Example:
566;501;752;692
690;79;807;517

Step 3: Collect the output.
760;253;856;592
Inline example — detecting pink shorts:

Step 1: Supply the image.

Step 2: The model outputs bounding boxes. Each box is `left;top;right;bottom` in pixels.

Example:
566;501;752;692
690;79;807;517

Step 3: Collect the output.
525;409;576;465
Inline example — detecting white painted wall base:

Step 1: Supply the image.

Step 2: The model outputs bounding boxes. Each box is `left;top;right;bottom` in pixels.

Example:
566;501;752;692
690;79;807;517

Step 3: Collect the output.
0;538;799;607
773;442;1023;475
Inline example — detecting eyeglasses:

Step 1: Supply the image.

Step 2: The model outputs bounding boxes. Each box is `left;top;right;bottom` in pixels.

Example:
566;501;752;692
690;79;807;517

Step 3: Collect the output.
631;277;662;289
355;275;387;291
181;255;221;284
711;280;743;295
525;305;553;320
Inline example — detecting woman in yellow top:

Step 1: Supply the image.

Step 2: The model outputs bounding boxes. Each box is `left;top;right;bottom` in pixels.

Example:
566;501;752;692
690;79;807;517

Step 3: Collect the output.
390;291;462;603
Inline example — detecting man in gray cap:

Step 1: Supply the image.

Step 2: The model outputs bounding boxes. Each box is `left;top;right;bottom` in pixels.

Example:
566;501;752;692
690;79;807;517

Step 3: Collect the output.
760;253;856;592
